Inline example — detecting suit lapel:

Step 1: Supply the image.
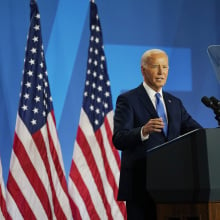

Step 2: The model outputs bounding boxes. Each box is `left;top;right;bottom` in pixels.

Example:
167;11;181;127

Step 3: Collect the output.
163;92;176;139
136;84;158;118
136;86;177;139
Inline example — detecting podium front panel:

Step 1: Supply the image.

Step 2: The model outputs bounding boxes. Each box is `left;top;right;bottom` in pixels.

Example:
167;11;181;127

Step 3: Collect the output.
146;128;220;203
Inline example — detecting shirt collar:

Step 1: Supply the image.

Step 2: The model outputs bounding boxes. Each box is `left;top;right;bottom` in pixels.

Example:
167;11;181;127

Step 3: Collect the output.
142;81;163;99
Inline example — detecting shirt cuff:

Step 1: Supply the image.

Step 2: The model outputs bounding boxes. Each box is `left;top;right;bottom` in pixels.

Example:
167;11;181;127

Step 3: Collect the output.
141;126;149;141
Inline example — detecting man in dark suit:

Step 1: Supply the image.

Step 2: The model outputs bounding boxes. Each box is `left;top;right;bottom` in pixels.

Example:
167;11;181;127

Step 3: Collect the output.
112;49;203;219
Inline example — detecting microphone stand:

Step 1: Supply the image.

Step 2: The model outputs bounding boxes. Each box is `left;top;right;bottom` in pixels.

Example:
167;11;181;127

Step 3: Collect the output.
214;112;220;127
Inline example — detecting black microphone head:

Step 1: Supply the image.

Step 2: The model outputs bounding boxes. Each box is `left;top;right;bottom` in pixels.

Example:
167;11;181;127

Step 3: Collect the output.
210;96;220;107
201;96;212;107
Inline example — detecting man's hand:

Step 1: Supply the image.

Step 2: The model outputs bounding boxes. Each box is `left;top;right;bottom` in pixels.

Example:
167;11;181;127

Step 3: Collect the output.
142;117;164;137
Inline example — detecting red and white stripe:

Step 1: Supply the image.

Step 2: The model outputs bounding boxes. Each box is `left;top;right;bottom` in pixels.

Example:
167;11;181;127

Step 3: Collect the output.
68;109;126;220
6;112;72;220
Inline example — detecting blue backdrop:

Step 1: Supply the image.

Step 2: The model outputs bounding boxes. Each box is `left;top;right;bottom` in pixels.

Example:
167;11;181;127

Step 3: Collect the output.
0;0;220;183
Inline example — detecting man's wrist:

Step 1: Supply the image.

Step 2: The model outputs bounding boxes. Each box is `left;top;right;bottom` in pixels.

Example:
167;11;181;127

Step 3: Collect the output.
141;126;149;141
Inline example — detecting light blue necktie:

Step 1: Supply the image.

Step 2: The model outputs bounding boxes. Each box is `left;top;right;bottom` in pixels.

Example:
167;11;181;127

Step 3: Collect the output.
155;93;168;136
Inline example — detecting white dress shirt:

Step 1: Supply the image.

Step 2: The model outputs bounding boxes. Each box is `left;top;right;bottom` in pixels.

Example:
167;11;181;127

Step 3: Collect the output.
141;82;168;140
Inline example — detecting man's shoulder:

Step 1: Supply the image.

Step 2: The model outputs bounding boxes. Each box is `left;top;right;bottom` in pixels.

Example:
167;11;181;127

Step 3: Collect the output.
119;84;144;97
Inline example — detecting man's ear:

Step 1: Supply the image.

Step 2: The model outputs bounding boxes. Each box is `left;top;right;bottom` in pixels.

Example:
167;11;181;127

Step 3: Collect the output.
141;65;145;74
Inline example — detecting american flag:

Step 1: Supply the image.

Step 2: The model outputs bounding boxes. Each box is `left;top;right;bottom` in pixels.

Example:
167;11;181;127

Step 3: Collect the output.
0;157;8;220
68;0;127;219
6;0;72;219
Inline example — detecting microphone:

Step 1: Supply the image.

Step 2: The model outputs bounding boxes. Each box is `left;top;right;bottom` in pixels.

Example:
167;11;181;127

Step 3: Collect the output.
201;96;220;126
201;96;220;115
210;96;220;107
201;96;213;108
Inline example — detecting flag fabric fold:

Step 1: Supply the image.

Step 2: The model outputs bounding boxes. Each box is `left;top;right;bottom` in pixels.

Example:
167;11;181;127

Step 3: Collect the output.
68;0;127;219
6;0;72;219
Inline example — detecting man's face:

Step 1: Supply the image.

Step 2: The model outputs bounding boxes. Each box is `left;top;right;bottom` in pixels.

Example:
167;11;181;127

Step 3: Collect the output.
141;53;169;92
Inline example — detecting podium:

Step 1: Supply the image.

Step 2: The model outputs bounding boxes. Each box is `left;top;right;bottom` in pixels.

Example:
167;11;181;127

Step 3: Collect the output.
146;128;220;220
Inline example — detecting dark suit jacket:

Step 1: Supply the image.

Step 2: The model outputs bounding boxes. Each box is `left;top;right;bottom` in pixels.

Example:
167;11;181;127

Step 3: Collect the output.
112;84;202;201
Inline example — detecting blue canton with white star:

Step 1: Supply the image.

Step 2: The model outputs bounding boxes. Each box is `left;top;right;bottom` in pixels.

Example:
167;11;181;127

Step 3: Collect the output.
82;2;113;132
18;2;53;134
